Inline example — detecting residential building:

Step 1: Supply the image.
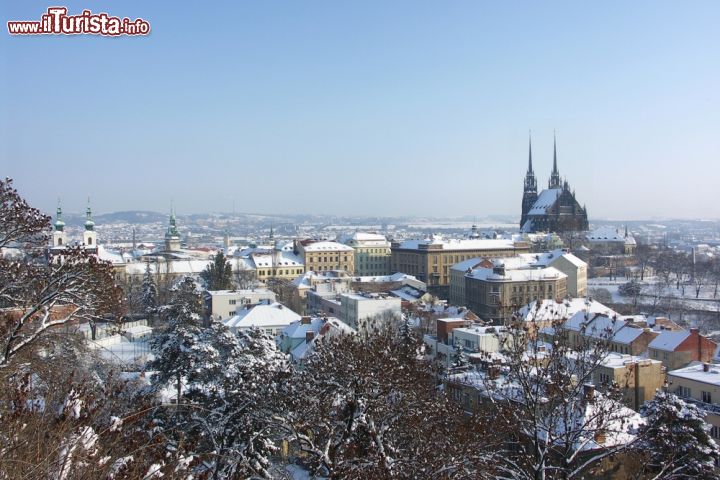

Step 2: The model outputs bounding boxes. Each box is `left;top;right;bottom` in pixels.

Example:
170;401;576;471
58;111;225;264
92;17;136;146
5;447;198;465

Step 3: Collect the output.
585;225;637;255
295;240;355;274
449;258;489;306
205;288;276;321
648;328;718;370
451;325;510;357
450;249;587;311
517;298;617;338
277;316;355;363
581;353;664;411
339;292;401;330
667;362;720;442
342;232;392;276
543;311;658;356
465;262;568;323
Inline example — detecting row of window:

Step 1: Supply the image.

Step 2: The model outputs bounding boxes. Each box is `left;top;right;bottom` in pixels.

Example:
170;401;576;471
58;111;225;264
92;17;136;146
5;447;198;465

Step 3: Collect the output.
677;385;712;404
309;255;350;262
258;269;302;276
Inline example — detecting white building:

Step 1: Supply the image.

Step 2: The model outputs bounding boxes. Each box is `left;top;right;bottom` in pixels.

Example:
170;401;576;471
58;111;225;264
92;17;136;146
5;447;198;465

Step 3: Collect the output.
224;302;301;336
205;288;277;321
339;292;402;330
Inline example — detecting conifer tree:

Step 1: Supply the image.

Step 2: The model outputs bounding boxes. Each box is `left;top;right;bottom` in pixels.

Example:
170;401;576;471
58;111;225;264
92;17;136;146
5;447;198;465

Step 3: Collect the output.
201;251;233;290
148;277;204;407
140;260;158;318
638;390;720;478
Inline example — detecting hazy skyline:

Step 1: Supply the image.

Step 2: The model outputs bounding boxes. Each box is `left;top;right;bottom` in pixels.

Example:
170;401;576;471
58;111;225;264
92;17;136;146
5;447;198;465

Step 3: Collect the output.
2;1;719;220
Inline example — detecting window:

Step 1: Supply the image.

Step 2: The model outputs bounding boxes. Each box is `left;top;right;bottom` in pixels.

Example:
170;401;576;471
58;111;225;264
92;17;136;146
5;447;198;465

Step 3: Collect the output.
703;391;712;403
87;237;93;245
599;373;611;385
711;426;720;439
229;299;236;305
678;386;691;398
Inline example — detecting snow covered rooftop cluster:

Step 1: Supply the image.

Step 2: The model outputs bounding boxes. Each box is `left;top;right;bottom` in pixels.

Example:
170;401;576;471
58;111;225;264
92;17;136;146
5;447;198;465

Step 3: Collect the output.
395;236;518;251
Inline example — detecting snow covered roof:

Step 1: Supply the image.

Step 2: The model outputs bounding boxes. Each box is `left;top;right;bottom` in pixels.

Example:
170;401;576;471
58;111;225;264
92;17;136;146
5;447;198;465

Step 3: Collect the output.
288;317;356;361
526;188;562;216
450;257;487;272
341;232;390;246
586;226;635;245
250;251;303;268
301;241;354;252
125;259;213;275
395;237;518;251
224;302;301;330
389;286;426;302
520;298;614;324
206;288;274;297
668;362;720;386
648;330;691;351
469;266;566;282
97;245;126;264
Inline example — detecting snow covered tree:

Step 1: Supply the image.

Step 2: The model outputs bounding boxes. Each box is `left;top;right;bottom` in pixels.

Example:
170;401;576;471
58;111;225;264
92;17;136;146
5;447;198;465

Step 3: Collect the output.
0;179;123;370
154;324;292;478
148;276;204;406
450;343;472;374
0;177;49;251
140;260;158;317
201;251;233;291
637;390;720;479
282;322;498;478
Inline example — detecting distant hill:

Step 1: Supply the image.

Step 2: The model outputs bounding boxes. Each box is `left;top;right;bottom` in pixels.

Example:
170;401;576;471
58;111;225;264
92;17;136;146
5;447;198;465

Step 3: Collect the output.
60;211;168;225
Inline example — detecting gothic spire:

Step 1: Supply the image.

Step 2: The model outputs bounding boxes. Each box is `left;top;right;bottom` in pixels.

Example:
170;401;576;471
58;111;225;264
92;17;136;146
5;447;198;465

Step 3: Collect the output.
549;131;561;188
524;131;537;194
528;131;534;174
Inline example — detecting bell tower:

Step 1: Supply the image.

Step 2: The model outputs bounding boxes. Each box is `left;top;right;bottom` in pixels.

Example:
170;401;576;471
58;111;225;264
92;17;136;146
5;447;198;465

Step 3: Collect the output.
52;200;67;247
82;198;97;249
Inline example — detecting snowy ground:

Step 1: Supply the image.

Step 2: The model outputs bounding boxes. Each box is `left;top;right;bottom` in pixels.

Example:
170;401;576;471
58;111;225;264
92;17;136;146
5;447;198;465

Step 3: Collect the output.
87;336;153;370
588;277;720;312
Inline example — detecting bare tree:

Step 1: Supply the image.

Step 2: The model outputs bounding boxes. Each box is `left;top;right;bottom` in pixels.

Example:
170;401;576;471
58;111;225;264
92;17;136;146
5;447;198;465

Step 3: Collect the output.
470;314;645;479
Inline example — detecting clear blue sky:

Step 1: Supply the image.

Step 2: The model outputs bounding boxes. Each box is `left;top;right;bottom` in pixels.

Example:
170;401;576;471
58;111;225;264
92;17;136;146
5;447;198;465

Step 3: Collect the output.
2;1;718;220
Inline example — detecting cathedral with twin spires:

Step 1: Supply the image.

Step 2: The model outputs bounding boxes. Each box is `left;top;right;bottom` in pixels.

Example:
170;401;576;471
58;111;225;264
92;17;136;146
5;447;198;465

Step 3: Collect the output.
520;134;588;233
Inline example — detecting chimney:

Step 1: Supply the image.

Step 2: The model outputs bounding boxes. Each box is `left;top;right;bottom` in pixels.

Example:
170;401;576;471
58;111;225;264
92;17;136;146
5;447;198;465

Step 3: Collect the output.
703;363;710;372
305;331;315;343
583;384;595;402
301;316;311;325
691;328;701;361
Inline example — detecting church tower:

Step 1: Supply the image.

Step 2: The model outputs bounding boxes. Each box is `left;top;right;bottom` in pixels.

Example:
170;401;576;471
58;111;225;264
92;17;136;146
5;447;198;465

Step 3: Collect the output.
548;132;561;189
82;199;97;249
520;133;538;228
52;200;67;248
164;207;181;252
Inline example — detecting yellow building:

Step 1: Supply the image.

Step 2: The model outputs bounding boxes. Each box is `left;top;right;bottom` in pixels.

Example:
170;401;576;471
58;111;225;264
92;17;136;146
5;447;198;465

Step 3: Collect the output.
295;240;355;274
391;236;530;294
590;353;664;411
